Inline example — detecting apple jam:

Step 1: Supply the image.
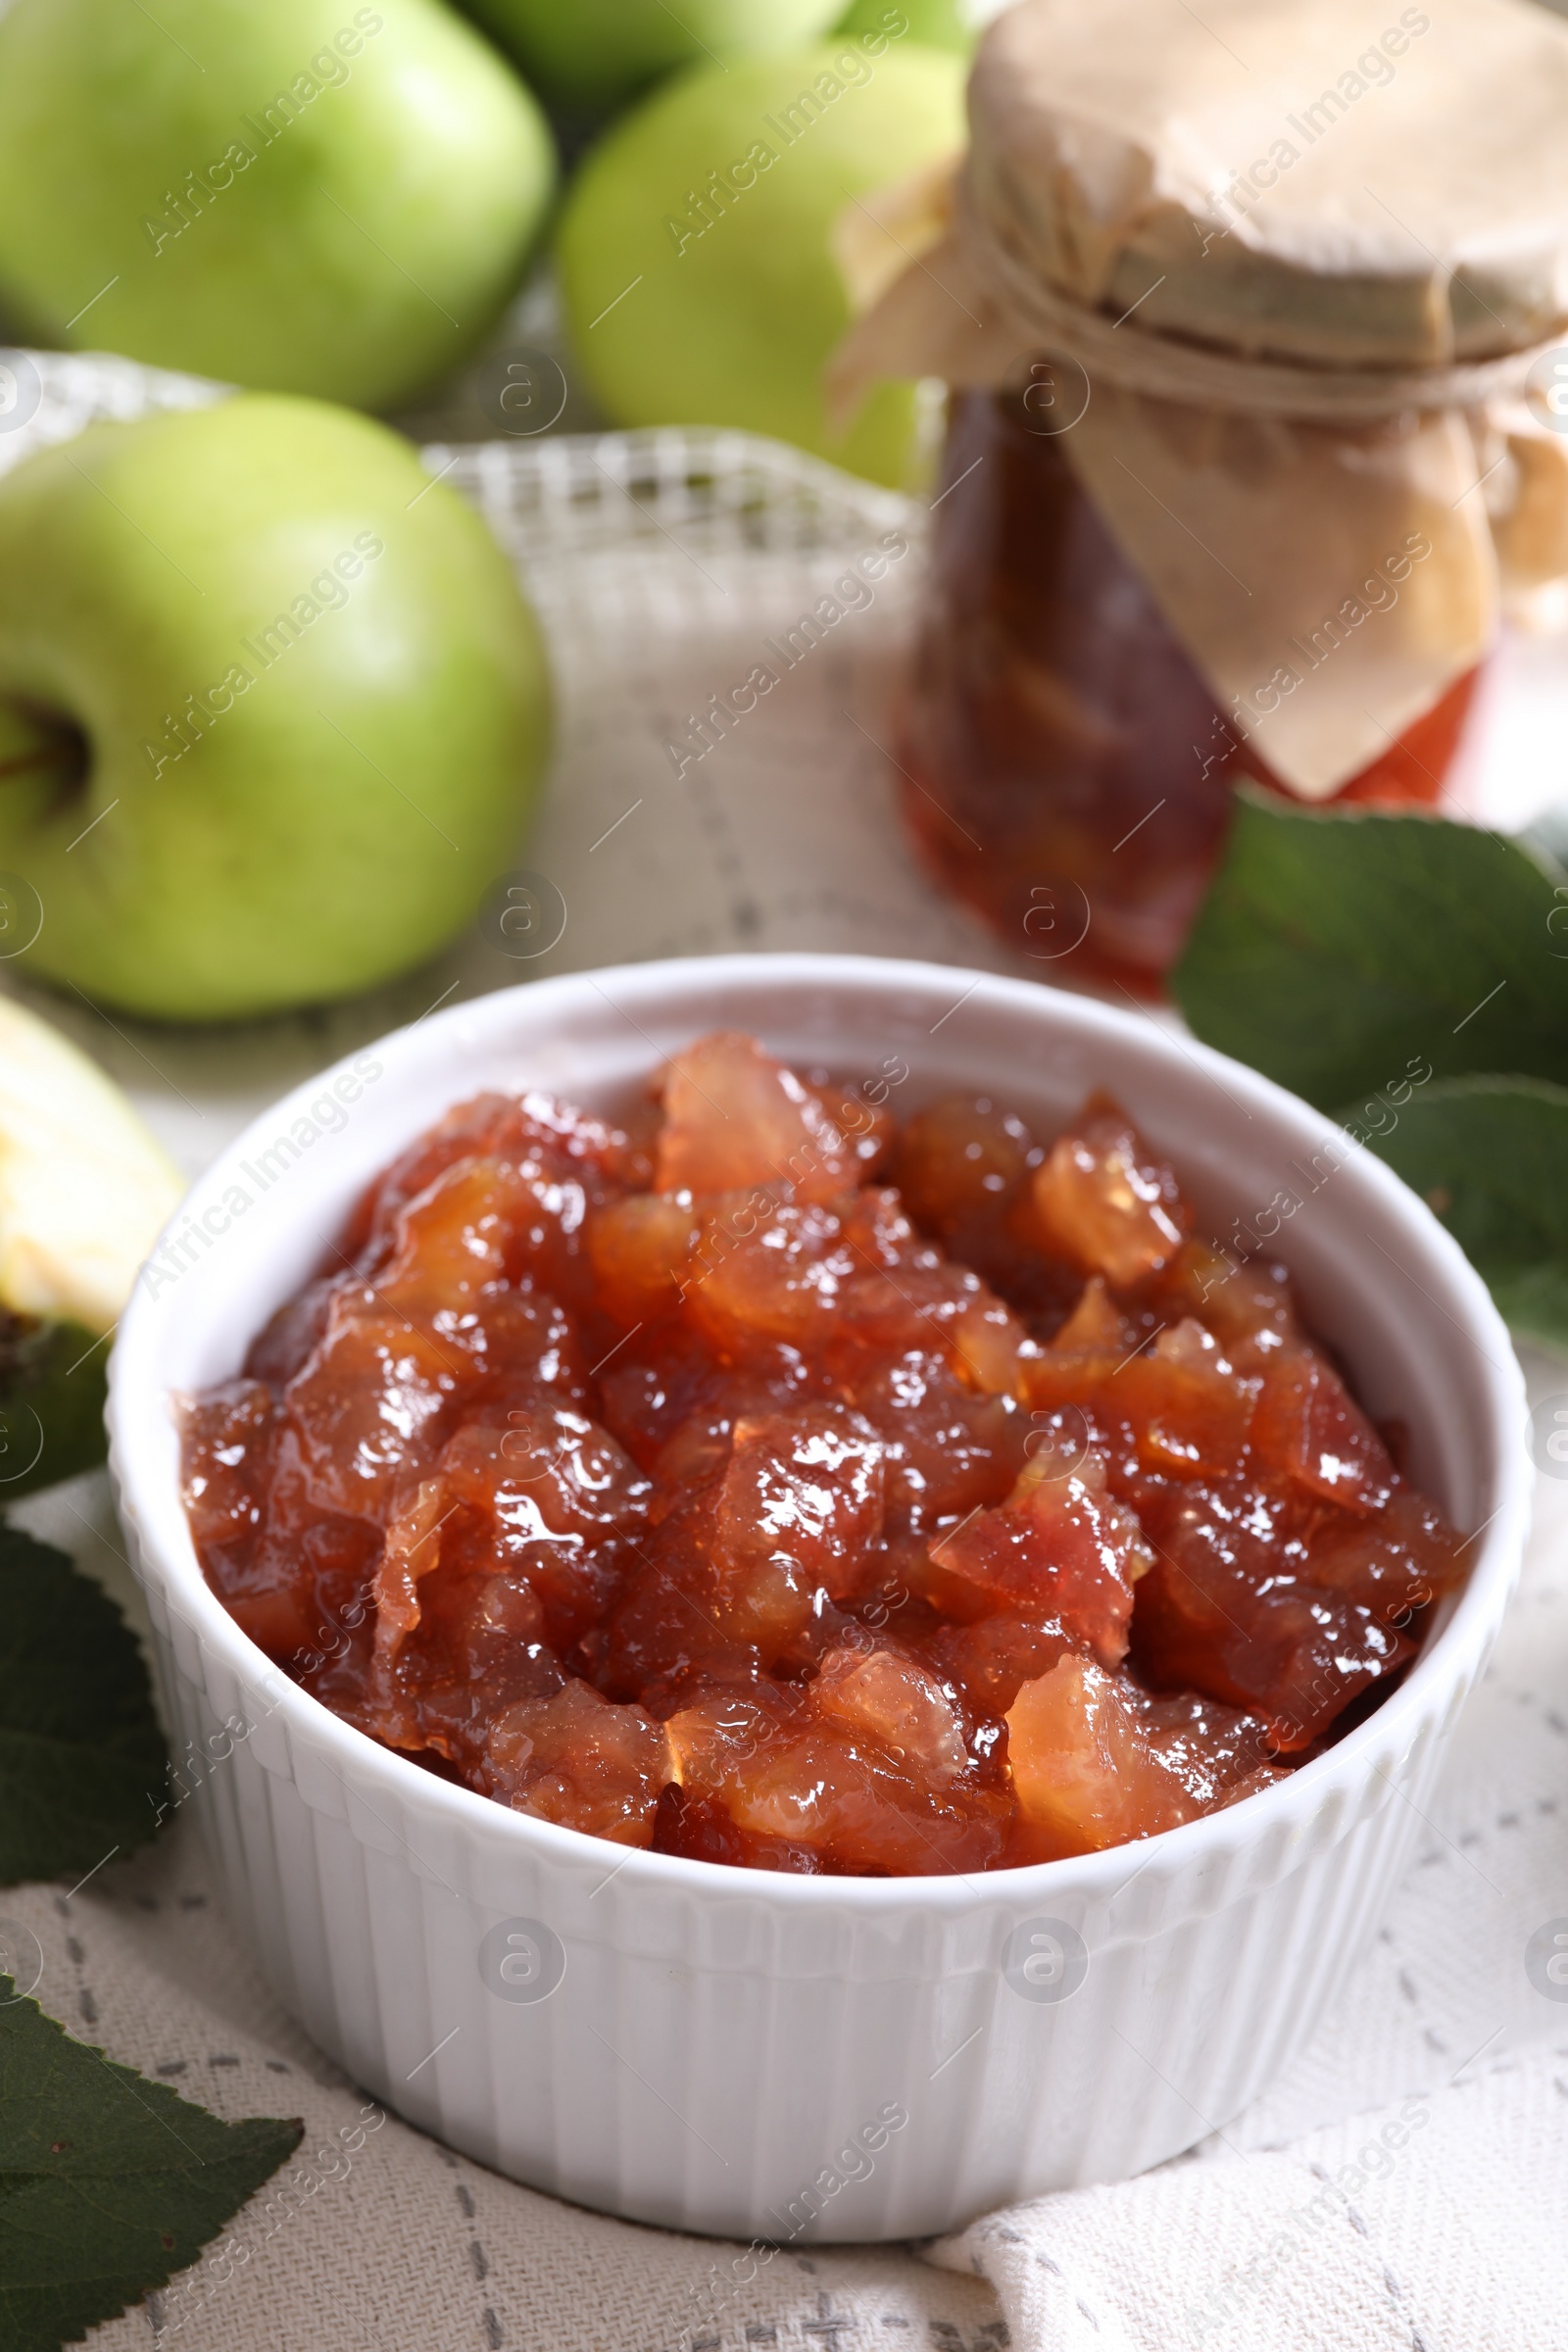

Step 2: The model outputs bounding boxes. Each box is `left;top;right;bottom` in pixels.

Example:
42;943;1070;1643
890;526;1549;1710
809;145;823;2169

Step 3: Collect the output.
182;1033;1464;1874
898;392;1488;996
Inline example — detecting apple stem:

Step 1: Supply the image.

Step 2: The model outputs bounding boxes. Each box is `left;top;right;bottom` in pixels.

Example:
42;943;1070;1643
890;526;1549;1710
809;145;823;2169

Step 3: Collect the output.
0;702;90;796
0;747;70;781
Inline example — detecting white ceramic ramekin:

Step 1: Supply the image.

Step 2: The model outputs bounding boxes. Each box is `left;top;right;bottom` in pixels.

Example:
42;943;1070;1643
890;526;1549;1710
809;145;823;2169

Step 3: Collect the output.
108;956;1528;2242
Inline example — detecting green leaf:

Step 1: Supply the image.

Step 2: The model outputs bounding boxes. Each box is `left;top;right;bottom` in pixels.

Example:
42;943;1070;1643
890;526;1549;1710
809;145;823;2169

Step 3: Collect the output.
1354;1074;1568;1352
0;1316;110;1502
0;1983;302;2351
1172;793;1568;1109
0;1527;167;1886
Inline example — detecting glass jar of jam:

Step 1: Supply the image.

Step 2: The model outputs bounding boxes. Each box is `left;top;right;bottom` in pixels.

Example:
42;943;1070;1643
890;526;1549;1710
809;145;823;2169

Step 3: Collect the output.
897;385;1489;995
826;0;1568;995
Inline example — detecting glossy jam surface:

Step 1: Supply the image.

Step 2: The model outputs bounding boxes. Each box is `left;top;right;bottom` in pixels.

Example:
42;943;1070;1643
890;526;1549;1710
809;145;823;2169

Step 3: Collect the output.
182;1035;1464;1875
898;389;1488;995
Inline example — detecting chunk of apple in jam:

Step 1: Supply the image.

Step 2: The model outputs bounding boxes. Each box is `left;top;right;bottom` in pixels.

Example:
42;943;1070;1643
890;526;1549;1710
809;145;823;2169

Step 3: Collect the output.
892;1091;1086;1323
1006;1657;1203;1856
919;1450;1148;1666
666;1669;1006;1876
813;1646;968;1784
1028;1092;1188;1287
685;1196;852;1353
364;1397;653;1667
1024;1315;1259;1491
595;1404;884;1690
349;1573;566;1767
376;1156;555;1315
282;1284;584;1523
373;1475;453;1656
586;1191;698;1326
1306;1487;1459;1608
1252;1350;1395;1515
1051;1275;1128;1354
804;1072;897;1178
1138;1689;1284;1812
347;1087;627;1263
656;1031;858;1202
894;1093;1035;1238
182;1378;381;1661
182;1378;274;1568
712;1404;884;1604
1116;1321;1260;1482
929;1612;1077;1718
833;1189;1032;1396
595;1324;750;1477
282;1289;466;1520
443;1407;652;1642
1129;1477;1443;1748
1155;1243;1298;1367
606;1403;885;1673
483;1682;671;1845
845;1349;1024;1545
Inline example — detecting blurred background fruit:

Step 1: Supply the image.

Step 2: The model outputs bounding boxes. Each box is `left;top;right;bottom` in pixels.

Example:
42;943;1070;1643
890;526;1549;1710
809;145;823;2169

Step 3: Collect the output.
555;37;966;488
0;995;181;1496
0;395;552;1021
0;0;557;412
463;0;845;114
835;0;979;51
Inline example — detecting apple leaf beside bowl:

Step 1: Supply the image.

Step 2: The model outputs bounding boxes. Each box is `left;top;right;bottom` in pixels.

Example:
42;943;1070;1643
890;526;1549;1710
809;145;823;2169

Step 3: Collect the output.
1;1986;303;2352
1172;790;1568;1351
0;1527;167;1885
0;1032;305;2351
0;1532;298;2352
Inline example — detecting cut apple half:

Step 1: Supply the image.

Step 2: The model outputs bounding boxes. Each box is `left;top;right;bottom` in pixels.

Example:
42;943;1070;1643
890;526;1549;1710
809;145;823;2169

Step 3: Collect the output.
0;993;182;1494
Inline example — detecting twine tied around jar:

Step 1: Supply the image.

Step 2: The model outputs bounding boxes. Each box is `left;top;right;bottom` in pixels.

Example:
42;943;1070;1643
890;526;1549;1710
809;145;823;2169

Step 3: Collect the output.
828;130;1568;803
962;171;1568;426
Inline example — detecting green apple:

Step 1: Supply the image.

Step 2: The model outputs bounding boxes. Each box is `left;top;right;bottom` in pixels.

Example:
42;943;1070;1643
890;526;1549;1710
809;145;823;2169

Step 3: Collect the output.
462;0;843;112
0;395;551;1022
0;993;182;1496
556;35;966;487
0;0;556;414
835;0;979;51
